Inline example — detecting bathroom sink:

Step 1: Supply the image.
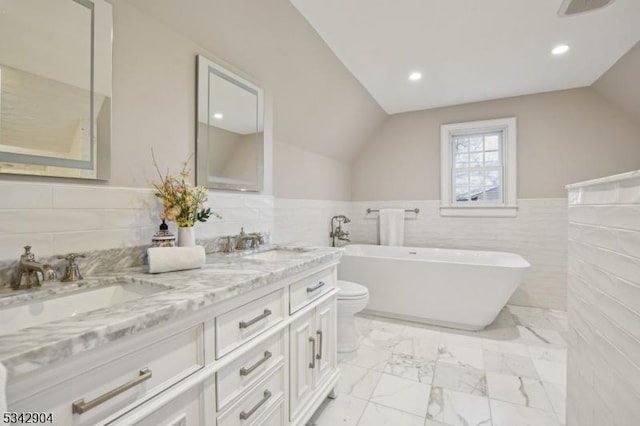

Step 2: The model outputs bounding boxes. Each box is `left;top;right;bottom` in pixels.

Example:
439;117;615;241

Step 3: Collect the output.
0;282;169;336
243;248;309;261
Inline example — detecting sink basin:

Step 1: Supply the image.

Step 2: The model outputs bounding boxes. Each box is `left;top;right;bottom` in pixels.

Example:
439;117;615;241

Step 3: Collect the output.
0;282;168;336
244;248;309;261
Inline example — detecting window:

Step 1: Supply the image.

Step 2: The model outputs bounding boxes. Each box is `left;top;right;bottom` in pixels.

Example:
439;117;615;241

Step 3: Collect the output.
440;117;517;217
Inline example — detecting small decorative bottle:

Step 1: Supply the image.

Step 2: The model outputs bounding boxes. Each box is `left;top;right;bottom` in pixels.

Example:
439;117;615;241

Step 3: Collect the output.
151;220;176;247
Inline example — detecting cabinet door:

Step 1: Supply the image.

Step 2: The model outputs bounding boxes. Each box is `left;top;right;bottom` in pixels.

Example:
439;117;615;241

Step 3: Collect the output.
314;297;337;387
289;310;315;419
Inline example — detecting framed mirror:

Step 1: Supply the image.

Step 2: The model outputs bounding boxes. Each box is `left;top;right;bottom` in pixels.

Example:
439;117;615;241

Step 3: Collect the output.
196;55;264;192
0;0;112;180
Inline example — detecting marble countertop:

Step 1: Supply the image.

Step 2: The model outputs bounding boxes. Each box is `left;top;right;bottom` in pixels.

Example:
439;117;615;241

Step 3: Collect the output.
0;245;343;380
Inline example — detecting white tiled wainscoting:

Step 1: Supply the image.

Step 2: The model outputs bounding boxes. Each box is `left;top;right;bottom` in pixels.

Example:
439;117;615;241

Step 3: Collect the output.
273;198;351;247
0;181;568;312
0;181;274;260
566;171;640;426
348;199;568;310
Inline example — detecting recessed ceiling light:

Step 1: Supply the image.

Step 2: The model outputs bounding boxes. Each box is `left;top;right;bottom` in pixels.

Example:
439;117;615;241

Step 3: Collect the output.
213;113;223;119
551;44;570;55
409;71;422;81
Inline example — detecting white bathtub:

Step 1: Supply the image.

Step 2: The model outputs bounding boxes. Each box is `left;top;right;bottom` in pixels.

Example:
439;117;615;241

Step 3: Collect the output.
337;244;530;331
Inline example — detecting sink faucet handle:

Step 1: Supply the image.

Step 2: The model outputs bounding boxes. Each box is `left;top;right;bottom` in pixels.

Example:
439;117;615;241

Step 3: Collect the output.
21;245;35;261
57;253;86;262
57;253;86;282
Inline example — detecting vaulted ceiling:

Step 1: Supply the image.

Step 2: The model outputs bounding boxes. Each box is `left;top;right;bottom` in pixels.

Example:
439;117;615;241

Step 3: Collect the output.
291;0;640;114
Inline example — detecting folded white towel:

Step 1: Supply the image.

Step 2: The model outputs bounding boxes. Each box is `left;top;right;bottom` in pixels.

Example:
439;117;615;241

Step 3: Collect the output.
147;246;206;274
379;209;405;246
0;362;7;414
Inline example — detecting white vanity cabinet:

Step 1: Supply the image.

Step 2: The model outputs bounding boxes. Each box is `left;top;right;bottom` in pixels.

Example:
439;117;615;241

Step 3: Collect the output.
6;257;340;426
289;297;337;424
8;323;205;426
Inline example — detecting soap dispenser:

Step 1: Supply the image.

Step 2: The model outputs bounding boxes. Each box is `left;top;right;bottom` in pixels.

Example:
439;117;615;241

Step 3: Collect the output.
151;220;176;247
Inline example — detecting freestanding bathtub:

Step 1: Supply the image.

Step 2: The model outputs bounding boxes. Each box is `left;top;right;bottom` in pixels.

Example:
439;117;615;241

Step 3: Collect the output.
338;244;530;330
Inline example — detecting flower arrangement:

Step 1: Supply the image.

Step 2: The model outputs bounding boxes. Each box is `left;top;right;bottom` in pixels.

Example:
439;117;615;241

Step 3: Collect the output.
151;151;220;227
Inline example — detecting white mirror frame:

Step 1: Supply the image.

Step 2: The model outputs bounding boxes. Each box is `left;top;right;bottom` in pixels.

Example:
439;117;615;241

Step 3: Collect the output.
195;55;264;192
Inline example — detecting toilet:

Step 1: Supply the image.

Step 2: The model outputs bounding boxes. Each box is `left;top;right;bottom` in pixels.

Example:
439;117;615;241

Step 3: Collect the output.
337;280;370;353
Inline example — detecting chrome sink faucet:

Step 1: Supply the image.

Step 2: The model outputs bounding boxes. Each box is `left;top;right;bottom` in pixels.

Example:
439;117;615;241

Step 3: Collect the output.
234;228;265;250
12;245;57;290
330;215;351;247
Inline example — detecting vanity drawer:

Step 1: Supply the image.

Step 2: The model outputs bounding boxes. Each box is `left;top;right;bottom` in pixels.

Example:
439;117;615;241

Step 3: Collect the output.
215;289;285;359
12;324;204;426
216;330;285;411
217;365;285;426
289;268;335;314
252;396;286;426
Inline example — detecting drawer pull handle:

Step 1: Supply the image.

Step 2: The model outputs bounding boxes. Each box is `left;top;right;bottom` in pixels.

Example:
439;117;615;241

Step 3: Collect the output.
306;281;326;293
316;330;323;361
308;337;316;368
239;309;272;329
240;350;273;377
71;368;152;414
239;389;272;420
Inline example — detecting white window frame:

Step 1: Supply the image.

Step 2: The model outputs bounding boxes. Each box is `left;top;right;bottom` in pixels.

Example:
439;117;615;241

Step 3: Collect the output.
440;117;517;217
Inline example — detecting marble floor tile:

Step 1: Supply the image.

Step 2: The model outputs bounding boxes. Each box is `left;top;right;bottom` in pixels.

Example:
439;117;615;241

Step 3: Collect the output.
432;363;487;396
360;328;411;351
426;386;492;426
528;346;567;364
543;381;567;424
341;343;392;371
486;372;553;411
316;306;567;426
437;343;485;370
363;315;408;335
481;339;530;356
402;322;442;340
356;402;425;426
508;306;558;330
383;353;436;384
532;358;567;385
490;307;519;328
545;310;569;332
516;326;567;348
369;373;431;417
483;350;539;378
392;336;440;361
490;399;561;426
439;330;485;349
425;420;456;426
338;364;383;400
310;394;367;426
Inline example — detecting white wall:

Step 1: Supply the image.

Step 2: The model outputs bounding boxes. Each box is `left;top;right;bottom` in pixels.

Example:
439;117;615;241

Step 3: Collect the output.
594;41;640;124
352;88;640;201
566;171;640;426
121;0;386;198
274;142;352;201
108;0;272;194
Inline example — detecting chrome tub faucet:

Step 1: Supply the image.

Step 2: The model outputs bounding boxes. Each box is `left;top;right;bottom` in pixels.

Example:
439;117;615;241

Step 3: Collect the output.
330;215;351;247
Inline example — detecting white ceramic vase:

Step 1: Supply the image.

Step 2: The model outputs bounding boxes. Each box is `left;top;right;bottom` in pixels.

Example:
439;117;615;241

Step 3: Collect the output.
177;226;195;247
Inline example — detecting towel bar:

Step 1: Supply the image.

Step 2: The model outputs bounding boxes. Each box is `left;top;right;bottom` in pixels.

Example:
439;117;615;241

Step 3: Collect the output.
366;208;419;214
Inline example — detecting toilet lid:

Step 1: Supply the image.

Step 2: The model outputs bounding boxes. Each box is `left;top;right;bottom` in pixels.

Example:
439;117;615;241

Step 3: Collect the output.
337;280;368;299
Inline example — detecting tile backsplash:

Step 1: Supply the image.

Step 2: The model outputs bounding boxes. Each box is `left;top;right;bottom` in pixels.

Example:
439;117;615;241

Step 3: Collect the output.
0;181;274;261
